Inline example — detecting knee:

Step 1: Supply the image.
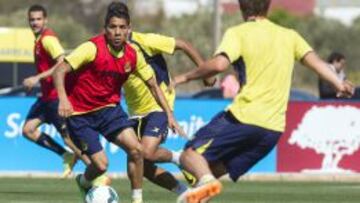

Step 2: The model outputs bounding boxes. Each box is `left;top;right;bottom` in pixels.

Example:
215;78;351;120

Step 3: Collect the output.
142;148;156;162
128;144;143;161
180;148;194;164
94;160;109;173
22;123;36;139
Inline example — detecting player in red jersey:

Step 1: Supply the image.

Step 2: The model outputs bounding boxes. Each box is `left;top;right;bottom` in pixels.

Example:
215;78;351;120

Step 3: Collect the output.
53;4;184;203
22;4;87;178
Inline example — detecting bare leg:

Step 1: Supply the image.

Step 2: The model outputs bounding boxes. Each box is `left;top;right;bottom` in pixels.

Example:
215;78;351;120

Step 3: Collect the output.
84;150;108;181
112;128;143;190
141;136;172;162
177;148;222;203
23;118;66;156
180;148;213;180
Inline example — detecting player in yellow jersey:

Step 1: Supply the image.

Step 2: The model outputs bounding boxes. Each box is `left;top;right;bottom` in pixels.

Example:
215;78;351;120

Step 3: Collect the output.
174;0;354;202
108;2;215;196
126;32;202;195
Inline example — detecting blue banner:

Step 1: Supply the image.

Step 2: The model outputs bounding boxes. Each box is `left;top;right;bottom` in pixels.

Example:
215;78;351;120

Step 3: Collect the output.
0;97;276;174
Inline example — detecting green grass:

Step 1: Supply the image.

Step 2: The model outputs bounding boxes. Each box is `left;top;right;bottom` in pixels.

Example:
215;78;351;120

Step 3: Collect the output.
0;178;359;203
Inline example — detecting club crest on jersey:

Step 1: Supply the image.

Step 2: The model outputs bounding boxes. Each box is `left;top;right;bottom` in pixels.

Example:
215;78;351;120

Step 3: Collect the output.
124;61;132;73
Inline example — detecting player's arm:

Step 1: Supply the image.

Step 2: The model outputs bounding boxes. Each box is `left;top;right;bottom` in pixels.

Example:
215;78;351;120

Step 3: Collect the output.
53;42;96;117
134;49;185;136
23;56;65;91
23;36;65;91
174;54;229;86
175;38;216;86
293;31;354;98
53;61;73;117
302;52;354;98
173;28;237;86
145;76;185;137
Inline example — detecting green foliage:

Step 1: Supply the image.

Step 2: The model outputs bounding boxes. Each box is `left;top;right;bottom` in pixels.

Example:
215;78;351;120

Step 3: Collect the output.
131;11;215;93
0;8;28;27
0;2;92;49
48;14;92;48
268;9;300;28
0;1;358;94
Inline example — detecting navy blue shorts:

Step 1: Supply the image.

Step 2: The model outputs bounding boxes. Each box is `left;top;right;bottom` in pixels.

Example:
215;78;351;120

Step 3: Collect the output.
185;111;281;182
133;111;168;142
26;99;65;134
66;105;136;155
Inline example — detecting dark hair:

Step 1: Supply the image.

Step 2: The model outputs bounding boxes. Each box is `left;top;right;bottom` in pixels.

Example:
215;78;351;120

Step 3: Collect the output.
28;4;47;17
105;1;130;26
238;0;271;19
327;52;345;63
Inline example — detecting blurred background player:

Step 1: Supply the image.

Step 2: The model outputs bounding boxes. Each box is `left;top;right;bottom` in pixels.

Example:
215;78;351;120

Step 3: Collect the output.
173;0;355;202
22;4;80;178
318;51;360;99
318;52;347;99
106;1;214;196
220;74;240;99
53;3;183;203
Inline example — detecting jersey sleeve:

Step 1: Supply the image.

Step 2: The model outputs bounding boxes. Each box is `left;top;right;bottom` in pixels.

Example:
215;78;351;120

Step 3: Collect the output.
293;31;313;61
65;42;97;70
133;48;154;81
143;33;176;55
42;36;65;59
214;28;242;63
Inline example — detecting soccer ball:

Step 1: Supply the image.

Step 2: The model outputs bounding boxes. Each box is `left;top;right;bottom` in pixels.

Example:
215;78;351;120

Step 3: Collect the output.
85;186;119;203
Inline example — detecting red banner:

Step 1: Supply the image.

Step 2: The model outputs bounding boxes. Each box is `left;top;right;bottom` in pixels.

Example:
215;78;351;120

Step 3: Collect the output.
278;101;360;173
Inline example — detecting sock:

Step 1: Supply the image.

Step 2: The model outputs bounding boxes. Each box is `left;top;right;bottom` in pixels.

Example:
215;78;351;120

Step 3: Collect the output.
196;174;215;187
172;181;188;195
35;133;66;156
132;189;143;201
80;174;92;188
171;150;182;165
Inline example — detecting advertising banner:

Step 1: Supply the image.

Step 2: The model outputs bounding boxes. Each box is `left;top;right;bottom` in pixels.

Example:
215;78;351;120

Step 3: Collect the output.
0;97;276;174
277;101;360;173
0;28;34;63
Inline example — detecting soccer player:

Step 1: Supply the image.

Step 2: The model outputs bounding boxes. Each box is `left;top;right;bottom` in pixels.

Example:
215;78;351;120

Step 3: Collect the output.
107;2;214;196
127;31;204;195
173;0;355;202
53;4;183;203
22;4;81;178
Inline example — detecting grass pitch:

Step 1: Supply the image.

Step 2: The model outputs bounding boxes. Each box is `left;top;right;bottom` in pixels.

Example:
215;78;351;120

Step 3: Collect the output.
0;178;359;203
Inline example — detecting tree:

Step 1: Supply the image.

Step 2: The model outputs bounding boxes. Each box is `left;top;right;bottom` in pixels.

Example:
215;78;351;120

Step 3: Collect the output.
289;106;360;172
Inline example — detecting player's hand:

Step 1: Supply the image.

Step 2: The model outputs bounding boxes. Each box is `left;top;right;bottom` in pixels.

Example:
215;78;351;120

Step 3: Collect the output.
58;98;74;118
203;77;217;87
167;114;187;138
23;76;39;91
336;80;354;98
167;75;188;93
167;79;176;94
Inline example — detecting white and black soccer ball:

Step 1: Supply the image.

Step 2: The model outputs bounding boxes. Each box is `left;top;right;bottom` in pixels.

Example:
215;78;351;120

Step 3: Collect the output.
85;186;119;203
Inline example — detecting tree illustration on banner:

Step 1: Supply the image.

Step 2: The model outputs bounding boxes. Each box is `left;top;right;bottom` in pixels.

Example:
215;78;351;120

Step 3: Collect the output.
289;106;360;173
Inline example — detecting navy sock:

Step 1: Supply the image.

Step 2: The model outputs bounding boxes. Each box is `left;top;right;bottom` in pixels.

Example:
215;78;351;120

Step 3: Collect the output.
35;133;66;156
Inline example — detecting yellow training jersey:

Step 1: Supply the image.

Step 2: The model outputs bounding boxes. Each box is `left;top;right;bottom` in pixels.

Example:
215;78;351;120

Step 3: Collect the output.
124;32;176;116
41;36;64;59
215;19;312;132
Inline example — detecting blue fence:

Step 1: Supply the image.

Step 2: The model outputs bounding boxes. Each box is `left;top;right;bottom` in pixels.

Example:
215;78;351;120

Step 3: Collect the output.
0;97;276;173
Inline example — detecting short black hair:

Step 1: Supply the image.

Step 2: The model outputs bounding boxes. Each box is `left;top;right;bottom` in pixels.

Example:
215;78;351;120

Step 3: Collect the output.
28;4;47;17
327;52;345;63
238;0;271;19
105;1;130;26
